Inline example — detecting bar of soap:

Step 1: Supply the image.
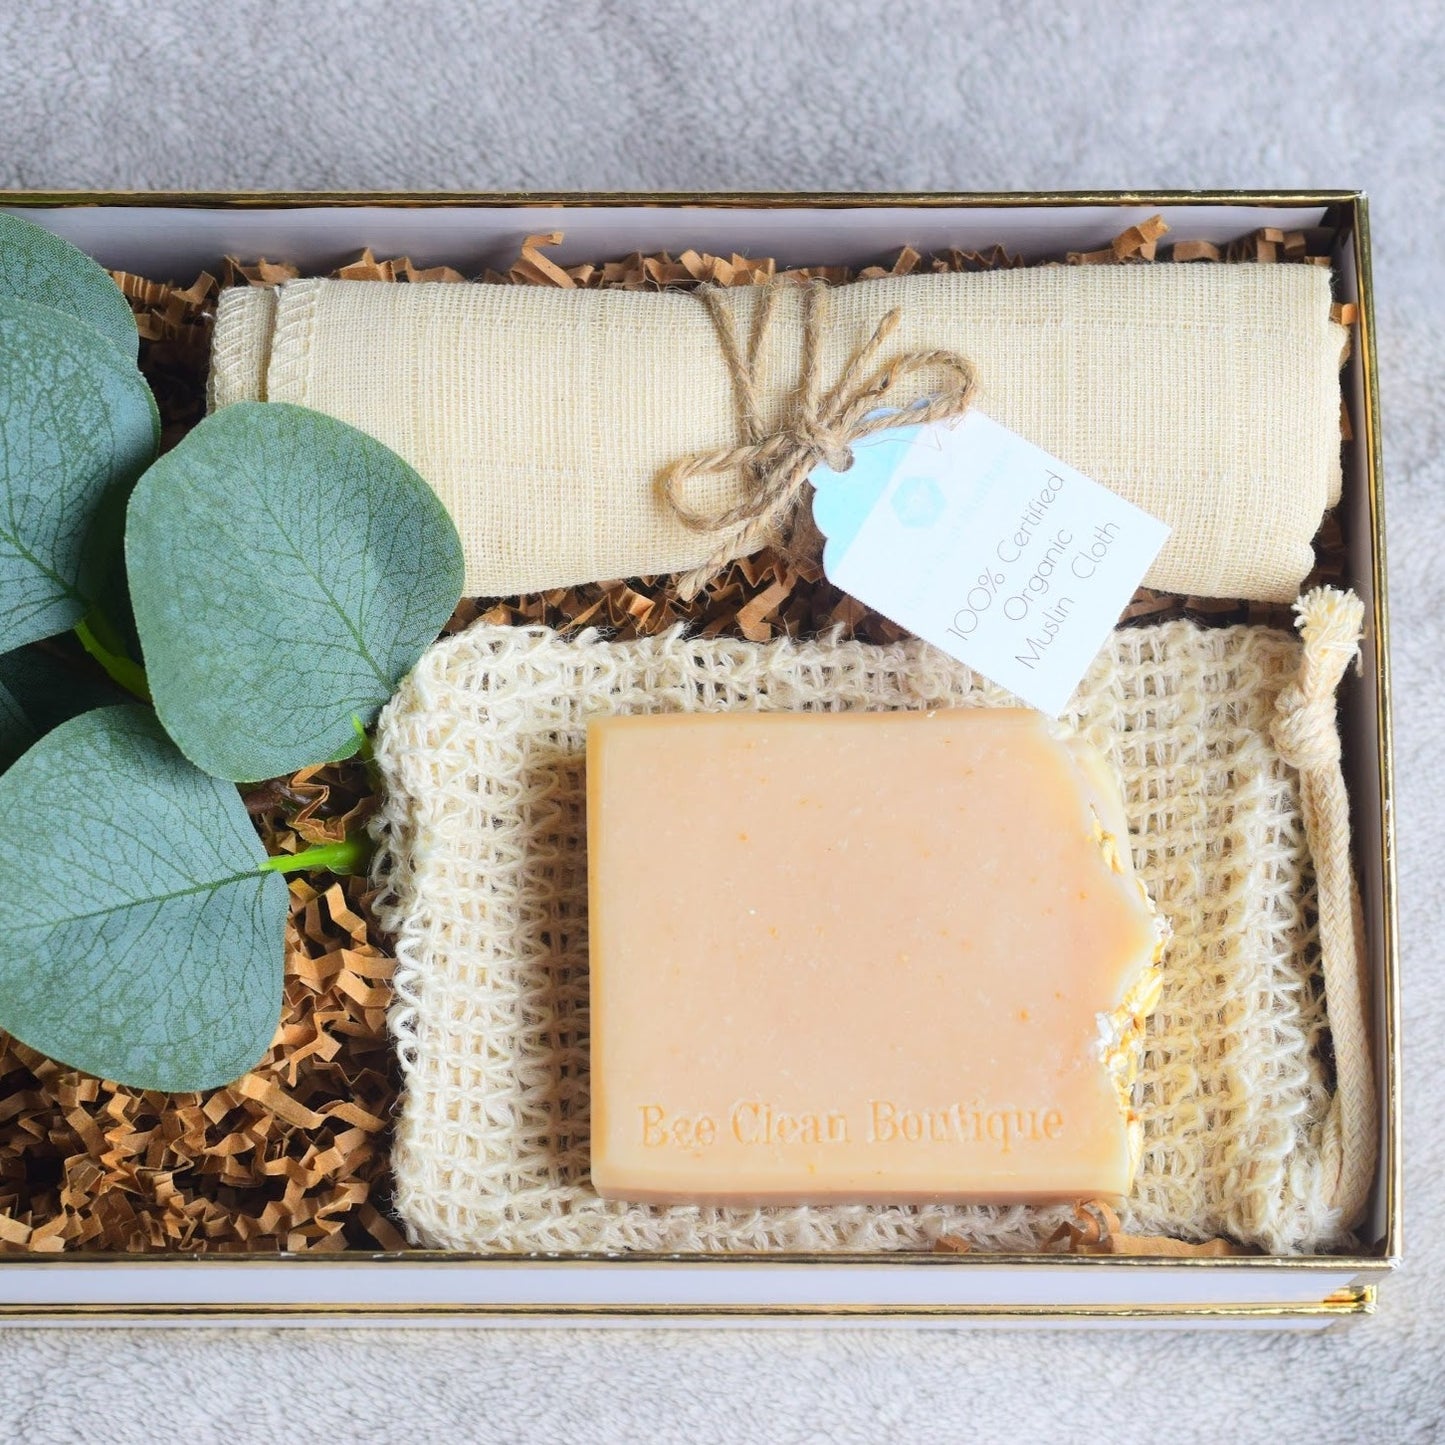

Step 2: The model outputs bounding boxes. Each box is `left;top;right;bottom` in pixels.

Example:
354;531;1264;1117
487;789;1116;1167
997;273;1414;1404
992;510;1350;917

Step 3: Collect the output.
586;708;1166;1207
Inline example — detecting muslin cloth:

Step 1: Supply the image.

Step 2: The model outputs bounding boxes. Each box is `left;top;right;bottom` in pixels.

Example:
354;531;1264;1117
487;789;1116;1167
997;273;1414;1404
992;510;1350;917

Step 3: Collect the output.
209;264;1347;602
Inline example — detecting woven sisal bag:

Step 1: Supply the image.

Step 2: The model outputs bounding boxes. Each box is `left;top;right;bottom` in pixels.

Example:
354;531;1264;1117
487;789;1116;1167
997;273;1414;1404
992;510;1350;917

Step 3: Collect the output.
372;598;1374;1256
210;265;1347;603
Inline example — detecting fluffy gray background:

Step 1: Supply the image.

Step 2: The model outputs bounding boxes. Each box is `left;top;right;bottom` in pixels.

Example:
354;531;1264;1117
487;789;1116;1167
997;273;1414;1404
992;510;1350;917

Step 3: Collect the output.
1;1;1442;1440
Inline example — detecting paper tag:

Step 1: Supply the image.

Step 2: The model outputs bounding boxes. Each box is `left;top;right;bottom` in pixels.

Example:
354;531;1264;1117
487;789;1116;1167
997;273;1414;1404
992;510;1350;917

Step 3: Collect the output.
811;411;1170;715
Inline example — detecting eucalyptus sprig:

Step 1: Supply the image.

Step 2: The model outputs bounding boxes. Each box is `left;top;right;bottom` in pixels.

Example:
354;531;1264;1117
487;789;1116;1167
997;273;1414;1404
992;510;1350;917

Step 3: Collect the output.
0;214;464;1091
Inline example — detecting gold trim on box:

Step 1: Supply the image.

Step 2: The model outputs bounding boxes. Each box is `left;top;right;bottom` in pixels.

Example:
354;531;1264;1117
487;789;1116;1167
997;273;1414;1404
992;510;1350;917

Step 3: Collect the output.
0;1246;1398;1275
0;1286;1376;1325
0;191;1399;1313
0;188;1372;208
1352;197;1403;1268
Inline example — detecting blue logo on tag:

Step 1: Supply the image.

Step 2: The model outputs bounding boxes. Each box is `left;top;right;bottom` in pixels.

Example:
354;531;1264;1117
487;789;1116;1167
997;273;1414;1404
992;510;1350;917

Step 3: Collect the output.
889;475;945;530
810;410;921;571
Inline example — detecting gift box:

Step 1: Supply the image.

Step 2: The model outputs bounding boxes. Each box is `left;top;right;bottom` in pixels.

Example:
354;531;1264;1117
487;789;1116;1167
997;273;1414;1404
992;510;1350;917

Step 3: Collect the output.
0;191;1398;1327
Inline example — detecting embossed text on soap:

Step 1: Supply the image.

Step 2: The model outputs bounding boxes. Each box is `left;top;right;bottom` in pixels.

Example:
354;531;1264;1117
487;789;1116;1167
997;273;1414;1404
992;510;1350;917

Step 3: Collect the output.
638;1101;1065;1154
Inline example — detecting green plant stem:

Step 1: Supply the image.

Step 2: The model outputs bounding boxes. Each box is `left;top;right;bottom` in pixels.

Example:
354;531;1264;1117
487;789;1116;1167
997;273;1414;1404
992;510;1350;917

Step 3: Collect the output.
258;831;372;877
350;712;383;791
74;615;150;703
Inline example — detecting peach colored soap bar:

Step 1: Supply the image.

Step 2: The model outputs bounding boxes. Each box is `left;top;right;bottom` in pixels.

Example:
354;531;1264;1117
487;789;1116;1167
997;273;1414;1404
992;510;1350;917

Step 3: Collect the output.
586;708;1165;1207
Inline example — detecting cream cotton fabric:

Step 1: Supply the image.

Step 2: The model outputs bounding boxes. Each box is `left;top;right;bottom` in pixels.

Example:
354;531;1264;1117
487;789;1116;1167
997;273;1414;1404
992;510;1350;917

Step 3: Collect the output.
207;284;276;411
211;265;1347;603
373;619;1359;1256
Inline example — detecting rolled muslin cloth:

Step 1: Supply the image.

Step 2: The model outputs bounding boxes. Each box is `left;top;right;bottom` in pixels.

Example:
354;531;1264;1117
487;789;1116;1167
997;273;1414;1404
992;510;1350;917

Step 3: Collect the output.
208;264;1348;601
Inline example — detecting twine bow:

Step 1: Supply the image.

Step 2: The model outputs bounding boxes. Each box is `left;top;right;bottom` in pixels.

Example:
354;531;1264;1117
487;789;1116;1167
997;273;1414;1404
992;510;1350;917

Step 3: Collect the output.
661;280;980;599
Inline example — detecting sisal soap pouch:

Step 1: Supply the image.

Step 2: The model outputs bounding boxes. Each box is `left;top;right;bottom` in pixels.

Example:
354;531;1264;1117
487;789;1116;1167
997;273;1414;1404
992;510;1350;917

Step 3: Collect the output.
372;596;1374;1257
210;265;1347;603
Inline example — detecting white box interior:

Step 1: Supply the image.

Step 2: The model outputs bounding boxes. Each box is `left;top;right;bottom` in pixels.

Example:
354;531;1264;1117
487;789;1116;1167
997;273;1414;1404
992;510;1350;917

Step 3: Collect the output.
0;197;1392;1319
4;200;1335;277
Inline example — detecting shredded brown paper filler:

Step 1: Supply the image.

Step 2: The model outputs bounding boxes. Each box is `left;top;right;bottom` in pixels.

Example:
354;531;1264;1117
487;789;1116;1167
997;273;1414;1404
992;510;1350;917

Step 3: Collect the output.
0;217;1349;1254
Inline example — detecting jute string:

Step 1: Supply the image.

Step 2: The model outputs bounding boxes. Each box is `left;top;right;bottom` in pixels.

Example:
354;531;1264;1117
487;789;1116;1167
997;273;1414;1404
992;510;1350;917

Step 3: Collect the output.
1271;586;1376;1228
661;280;980;599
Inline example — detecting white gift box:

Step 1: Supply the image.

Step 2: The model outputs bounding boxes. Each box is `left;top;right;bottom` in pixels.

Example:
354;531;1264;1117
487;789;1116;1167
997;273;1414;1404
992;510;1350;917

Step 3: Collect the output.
0;192;1398;1328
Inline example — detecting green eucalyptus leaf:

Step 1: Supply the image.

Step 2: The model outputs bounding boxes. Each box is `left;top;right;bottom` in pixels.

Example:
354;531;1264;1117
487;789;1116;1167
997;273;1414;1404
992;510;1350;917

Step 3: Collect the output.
0;705;287;1091
128;402;465;783
0;677;35;771
0;298;159;652
0;212;139;358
